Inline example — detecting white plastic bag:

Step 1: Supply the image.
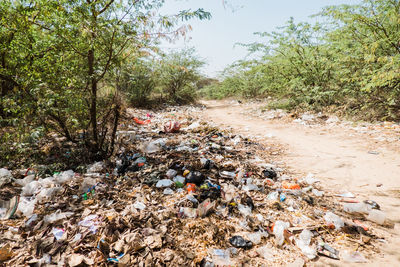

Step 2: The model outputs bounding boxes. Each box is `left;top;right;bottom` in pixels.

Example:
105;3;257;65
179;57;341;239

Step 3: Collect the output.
22;181;42;196
273;220;289;246
54;170;75;184
18;197;37;217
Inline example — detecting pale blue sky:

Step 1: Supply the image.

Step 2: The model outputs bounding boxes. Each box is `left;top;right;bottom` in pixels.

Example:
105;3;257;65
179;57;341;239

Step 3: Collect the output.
160;0;361;77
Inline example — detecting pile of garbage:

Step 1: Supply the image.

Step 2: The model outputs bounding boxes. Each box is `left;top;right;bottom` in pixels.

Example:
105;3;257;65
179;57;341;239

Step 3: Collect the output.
0;106;390;266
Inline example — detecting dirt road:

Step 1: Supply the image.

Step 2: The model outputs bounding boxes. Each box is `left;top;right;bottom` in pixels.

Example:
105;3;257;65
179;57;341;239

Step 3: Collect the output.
202;100;400;265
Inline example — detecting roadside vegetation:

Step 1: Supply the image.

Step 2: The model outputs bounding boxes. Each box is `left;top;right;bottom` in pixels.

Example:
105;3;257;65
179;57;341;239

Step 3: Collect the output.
0;0;209;167
201;0;400;121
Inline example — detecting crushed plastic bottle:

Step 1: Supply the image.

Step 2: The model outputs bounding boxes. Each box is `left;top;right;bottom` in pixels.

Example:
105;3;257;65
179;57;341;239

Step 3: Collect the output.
324;212;344;230
367;209;386;225
186;194;199;205
343;202;370;214
317;241;339;260
336;191;355;198
25;214;38;227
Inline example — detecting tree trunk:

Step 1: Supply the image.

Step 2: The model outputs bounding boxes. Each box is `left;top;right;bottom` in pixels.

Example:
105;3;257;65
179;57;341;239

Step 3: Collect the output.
88;48;98;151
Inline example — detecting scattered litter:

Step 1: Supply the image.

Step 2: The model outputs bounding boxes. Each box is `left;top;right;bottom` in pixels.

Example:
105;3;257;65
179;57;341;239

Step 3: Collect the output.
0;105;386;265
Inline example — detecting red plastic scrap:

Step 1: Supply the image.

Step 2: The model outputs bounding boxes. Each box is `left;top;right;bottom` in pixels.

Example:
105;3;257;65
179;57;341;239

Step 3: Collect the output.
133;117;151;125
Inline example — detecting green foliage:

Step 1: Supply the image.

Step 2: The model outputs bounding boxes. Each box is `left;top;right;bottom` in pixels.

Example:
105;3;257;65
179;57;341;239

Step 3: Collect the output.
119;59;156;106
0;0;210;165
156;48;205;103
207;0;400;120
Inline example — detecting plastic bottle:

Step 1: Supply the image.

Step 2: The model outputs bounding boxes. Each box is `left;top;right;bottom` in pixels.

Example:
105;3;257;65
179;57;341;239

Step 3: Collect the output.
324;212;344;230
343;202;369;214
367;209;386;225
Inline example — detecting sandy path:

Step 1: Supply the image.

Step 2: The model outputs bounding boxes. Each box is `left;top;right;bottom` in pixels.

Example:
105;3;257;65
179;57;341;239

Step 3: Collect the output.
201;100;400;265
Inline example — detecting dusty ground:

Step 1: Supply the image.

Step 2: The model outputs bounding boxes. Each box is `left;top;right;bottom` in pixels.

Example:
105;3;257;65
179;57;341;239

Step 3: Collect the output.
201;99;400;266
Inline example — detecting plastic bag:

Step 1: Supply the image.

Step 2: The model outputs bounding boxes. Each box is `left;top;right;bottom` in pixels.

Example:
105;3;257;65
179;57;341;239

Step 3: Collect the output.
87;162;104;173
36;187;62;202
164;121;181;133
166;169;177;179
163;188;174;195
273;220;290;246
17;197;37;217
22;181;42;196
342;251;367;263
0;168;13;187
44;210;74;223
54;170;75;184
142;138;166;153
296;230;316;259
343;203;369;214
156;179;173;188
238;204;252;217
52;227;66;240
78;214;100;234
212;249;233;266
15;174;35;187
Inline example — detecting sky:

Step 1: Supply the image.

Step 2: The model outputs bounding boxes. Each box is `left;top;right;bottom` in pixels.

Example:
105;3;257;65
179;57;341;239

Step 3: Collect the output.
159;0;361;77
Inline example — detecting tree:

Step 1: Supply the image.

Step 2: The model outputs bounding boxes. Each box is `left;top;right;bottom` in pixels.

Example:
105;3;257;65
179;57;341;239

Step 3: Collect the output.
156;48;205;102
0;0;211;162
